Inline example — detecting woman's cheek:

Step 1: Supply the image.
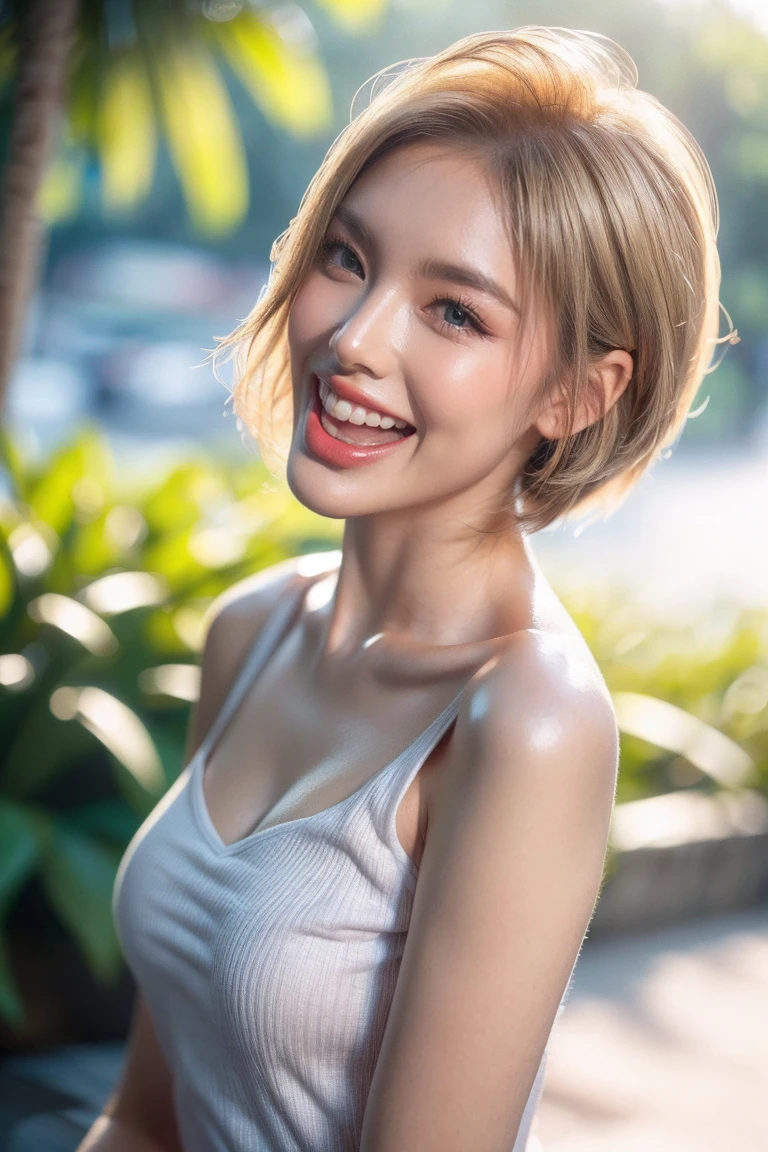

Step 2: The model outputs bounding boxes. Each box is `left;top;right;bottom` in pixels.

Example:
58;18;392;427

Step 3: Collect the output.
414;359;494;434
287;283;319;352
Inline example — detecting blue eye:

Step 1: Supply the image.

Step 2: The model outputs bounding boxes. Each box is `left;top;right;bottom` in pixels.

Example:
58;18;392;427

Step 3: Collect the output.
320;237;363;276
427;295;487;336
442;302;474;329
319;235;489;339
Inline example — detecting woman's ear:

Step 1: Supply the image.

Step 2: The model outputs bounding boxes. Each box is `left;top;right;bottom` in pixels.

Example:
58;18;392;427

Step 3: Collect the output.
535;349;634;440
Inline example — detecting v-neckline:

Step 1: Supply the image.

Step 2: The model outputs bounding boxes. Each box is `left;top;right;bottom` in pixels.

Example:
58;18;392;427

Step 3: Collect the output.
190;688;465;857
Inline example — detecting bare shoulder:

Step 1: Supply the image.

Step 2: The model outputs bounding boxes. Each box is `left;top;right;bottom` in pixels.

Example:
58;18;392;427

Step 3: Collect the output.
467;623;617;747
443;624;619;822
188;550;340;755
201;549;339;653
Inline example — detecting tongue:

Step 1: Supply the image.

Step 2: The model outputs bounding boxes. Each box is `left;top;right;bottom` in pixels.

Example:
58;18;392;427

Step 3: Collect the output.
322;410;409;446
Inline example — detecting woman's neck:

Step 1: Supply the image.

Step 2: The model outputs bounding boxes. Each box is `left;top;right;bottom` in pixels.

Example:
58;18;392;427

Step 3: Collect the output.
311;509;539;663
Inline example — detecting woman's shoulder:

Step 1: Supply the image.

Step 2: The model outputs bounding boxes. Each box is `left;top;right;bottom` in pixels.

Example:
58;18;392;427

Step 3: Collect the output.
423;620;619;879
188;550;340;754
482;618;613;703
204;550;336;639
455;616;618;778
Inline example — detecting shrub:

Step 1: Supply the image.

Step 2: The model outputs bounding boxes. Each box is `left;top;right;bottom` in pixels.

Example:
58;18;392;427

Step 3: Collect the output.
0;427;339;1031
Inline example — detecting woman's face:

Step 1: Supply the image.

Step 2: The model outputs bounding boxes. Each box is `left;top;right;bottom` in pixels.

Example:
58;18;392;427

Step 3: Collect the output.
286;141;551;524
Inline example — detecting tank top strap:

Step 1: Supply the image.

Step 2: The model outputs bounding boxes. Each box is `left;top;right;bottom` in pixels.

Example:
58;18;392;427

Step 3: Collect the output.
196;579;307;766
369;684;467;882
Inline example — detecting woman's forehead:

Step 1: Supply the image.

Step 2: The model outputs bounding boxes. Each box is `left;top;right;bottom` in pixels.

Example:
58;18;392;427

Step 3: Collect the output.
345;140;495;213
334;146;518;285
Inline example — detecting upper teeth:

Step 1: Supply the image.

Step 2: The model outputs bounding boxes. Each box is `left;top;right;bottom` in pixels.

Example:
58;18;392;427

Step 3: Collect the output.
318;378;408;431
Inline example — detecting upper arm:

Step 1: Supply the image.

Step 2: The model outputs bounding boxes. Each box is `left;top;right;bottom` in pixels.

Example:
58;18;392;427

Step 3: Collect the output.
185;551;339;760
100;993;185;1151
360;631;619;1152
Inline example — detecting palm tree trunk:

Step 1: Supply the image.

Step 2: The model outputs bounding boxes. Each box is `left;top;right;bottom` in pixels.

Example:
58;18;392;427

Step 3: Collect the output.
0;0;78;414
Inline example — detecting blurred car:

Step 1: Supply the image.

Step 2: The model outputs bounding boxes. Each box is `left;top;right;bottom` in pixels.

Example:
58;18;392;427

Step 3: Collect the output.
9;240;269;450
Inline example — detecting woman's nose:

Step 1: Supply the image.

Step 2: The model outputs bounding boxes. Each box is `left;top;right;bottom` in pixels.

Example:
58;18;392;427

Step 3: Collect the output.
329;285;401;378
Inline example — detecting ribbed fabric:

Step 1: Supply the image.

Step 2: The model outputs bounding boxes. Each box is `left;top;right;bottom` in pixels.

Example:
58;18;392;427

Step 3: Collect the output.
113;587;573;1152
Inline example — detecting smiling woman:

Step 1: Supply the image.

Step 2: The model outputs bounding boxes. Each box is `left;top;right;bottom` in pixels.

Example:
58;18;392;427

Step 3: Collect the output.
92;25;729;1152
219;25;726;533
283;139;556;522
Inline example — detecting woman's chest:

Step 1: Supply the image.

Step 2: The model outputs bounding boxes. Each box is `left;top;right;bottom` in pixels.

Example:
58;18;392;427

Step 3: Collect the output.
115;785;416;1059
200;638;458;865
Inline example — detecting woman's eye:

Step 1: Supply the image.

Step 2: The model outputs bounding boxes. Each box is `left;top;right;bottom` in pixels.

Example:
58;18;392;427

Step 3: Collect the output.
320;238;363;277
318;241;488;338
428;295;487;337
442;303;472;329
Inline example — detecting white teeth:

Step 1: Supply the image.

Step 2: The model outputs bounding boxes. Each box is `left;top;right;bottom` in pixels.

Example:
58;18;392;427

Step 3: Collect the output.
320;410;360;444
332;399;353;421
316;377;410;432
321;390;336;415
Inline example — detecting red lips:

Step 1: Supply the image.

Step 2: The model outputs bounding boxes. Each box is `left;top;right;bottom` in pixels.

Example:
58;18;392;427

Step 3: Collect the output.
303;375;414;469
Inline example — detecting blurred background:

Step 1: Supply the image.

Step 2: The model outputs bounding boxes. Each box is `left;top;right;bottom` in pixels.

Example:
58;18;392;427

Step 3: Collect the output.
0;0;766;1149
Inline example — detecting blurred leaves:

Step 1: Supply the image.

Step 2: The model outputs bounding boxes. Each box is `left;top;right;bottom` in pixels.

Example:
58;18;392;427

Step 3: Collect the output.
212;11;333;138
727;267;768;331
39;821;125;982
154;38;248;236
561;582;768;804
0;0;389;235
612;691;756;788
0;802;38;918
684;358;752;442
694;11;768;126
0;548;12;616
314;0;389;32
0;801;41;1022
0;425;340;1026
100;48;157;212
725;132;768;183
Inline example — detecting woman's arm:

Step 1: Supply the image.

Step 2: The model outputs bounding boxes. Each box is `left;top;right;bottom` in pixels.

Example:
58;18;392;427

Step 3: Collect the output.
76;996;184;1152
360;630;619;1152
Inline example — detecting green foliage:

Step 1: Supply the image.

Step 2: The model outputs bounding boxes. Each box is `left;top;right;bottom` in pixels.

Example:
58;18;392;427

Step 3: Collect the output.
559;582;768;804
0;426;340;1026
0;0;387;234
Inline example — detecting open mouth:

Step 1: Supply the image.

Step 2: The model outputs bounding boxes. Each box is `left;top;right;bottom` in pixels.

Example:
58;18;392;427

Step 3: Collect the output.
313;376;416;448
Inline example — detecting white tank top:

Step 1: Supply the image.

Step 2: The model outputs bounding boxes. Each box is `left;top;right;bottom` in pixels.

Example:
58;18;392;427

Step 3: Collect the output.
113;581;574;1151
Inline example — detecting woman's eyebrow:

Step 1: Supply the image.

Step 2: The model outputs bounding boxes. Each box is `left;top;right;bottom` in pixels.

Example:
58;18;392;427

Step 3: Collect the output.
333;205;378;256
416;256;521;315
332;204;520;315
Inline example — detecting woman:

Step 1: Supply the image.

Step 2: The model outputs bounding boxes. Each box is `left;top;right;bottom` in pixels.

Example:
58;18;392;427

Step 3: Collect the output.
83;26;726;1152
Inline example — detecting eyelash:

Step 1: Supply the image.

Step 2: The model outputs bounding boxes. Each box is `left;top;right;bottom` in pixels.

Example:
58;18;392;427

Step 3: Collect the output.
318;235;490;338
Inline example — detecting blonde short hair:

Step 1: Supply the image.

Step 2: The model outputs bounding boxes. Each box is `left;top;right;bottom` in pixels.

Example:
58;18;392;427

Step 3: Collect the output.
216;26;731;533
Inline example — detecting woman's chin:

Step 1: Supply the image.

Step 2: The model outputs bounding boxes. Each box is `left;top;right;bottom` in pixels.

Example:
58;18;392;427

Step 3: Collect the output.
285;451;358;521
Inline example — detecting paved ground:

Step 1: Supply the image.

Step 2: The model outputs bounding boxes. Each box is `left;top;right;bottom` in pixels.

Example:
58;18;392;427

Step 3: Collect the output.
536;904;768;1151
